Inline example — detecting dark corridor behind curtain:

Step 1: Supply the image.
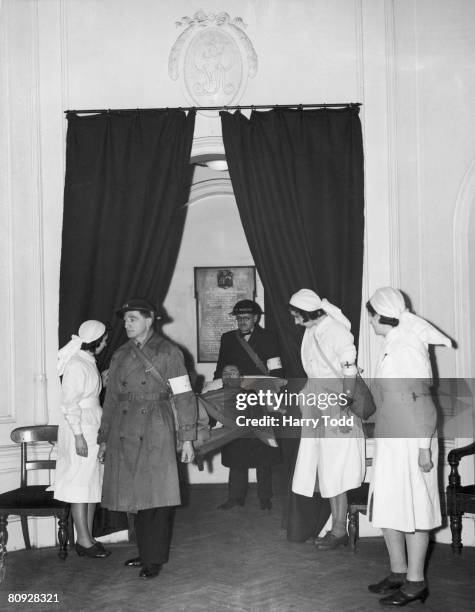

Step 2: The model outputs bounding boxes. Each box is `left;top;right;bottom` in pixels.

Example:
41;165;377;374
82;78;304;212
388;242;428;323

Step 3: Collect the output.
221;107;365;379
59;110;196;370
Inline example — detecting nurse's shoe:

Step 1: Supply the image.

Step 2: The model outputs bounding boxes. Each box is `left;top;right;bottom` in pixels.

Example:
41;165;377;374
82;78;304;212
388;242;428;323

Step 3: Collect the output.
379;586;428;607
314;531;348;550
75;542;111;558
368;575;405;594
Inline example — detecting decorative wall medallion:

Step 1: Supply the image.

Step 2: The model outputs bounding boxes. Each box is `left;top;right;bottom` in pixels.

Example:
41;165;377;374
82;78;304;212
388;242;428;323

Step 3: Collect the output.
169;10;258;109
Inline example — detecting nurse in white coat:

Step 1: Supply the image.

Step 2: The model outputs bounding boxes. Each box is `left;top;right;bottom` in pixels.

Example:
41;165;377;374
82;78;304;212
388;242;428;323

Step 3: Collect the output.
54;320;110;559
366;287;452;607
289;289;365;550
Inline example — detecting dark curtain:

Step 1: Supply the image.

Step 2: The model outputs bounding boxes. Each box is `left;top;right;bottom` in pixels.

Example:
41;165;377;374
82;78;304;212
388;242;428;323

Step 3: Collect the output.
59;110;195;536
59;109;195;368
221;107;364;378
221;107;365;541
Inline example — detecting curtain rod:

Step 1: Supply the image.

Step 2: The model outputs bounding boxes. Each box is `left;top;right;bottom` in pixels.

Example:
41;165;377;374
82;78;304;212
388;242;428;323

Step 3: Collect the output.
65;103;361;115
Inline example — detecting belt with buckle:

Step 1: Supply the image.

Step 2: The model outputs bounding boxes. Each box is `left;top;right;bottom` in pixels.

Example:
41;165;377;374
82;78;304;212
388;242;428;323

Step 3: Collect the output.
118;392;169;402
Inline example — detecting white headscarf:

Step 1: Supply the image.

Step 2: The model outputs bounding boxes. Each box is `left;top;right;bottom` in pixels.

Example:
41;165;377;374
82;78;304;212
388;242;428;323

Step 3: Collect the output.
289;288;352;329
369;287;452;347
57;320;106;375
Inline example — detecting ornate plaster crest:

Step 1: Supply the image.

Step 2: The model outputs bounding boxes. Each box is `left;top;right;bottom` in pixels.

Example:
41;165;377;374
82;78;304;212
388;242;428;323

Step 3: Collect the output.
168;10;258;109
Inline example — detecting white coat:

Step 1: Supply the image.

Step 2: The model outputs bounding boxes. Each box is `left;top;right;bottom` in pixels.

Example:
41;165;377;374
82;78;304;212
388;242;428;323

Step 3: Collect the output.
368;326;441;531
52;351;103;503
292;316;366;498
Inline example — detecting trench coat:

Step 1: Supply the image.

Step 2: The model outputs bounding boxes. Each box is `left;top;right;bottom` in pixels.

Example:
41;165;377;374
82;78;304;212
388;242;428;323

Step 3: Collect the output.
214;325;282;468
98;332;197;513
292;316;366;498
368;327;441;532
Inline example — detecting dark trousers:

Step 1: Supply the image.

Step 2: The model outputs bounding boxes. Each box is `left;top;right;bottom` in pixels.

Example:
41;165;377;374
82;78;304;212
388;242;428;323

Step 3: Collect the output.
135;506;174;566
228;465;273;502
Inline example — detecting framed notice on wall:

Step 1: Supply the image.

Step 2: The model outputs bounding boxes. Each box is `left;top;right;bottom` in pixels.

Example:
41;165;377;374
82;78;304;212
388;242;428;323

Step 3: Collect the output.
194;266;256;362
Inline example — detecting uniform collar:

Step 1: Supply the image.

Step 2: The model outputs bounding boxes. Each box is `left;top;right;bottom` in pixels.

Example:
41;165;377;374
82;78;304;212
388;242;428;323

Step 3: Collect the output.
78;349;96;363
135;329;154;348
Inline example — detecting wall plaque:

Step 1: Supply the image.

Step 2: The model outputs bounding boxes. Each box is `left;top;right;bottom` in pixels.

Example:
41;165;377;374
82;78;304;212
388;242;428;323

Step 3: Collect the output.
194;266;256;362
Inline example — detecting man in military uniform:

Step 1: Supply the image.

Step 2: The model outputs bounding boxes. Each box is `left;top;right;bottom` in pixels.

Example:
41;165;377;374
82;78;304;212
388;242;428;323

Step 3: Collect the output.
98;298;197;579
214;300;283;510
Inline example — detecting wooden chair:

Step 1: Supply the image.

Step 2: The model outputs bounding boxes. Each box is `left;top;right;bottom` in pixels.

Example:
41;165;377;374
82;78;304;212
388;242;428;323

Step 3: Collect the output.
347;422;374;552
347;466;371;552
0;426;71;563
446;441;475;553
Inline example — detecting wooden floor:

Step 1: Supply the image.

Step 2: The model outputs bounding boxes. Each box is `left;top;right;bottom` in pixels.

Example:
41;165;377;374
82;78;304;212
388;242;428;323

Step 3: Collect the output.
1;484;474;612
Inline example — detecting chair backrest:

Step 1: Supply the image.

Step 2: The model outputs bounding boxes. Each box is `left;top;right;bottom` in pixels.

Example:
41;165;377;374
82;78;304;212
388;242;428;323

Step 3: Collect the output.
10;426;59;488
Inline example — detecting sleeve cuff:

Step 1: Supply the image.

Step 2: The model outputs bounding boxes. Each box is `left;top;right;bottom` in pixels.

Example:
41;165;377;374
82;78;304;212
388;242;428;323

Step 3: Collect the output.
68;422;83;436
341;363;358;376
178;423;197;442
418;438;431;449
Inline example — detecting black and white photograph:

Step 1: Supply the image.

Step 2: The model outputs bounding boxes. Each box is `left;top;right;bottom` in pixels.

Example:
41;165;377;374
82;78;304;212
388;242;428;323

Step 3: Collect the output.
0;1;474;611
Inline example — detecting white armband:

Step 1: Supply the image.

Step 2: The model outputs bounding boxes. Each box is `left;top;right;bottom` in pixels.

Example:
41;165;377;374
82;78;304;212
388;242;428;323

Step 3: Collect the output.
267;357;282;371
341;362;357;376
168;374;192;395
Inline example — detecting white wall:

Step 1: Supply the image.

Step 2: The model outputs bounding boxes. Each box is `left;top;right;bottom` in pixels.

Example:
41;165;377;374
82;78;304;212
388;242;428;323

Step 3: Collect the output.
1;0;474;548
393;1;475;544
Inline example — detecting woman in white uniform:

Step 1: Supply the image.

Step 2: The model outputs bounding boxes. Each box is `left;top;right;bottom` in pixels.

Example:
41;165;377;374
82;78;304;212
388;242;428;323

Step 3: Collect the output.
54;320;110;558
289;289;365;550
366;287;452;606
